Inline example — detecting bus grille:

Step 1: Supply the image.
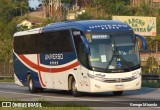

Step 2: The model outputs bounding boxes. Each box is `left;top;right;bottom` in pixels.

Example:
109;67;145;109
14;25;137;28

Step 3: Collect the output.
102;77;136;83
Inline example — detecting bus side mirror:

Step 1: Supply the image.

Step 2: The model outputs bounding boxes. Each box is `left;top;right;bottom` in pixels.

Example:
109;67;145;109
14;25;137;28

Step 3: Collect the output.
135;34;147;52
80;36;90;54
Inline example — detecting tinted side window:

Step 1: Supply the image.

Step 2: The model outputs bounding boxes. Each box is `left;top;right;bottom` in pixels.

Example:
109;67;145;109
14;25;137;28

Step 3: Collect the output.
14;30;72;54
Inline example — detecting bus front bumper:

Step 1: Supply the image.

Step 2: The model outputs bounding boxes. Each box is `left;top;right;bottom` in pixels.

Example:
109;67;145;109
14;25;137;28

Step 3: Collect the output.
89;76;141;93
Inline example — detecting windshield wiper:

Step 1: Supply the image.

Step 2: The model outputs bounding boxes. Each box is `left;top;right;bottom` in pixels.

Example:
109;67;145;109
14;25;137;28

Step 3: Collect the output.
106;45;118;69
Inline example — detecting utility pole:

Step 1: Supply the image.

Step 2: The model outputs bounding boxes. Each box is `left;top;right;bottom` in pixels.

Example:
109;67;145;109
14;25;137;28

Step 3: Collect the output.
49;0;51;18
133;0;135;7
156;40;158;53
151;0;153;12
59;0;62;20
75;0;78;17
49;0;53;18
96;1;99;18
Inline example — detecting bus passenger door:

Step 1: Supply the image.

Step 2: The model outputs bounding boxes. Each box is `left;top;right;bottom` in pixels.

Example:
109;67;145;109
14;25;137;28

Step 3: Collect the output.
78;65;90;92
72;30;90;92
75;42;90;92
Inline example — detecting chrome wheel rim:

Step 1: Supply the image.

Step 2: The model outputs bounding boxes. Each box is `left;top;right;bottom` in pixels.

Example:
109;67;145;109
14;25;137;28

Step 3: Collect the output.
72;80;77;93
29;79;33;90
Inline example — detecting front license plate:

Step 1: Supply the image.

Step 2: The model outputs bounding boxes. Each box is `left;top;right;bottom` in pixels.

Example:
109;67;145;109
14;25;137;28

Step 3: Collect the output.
115;84;124;89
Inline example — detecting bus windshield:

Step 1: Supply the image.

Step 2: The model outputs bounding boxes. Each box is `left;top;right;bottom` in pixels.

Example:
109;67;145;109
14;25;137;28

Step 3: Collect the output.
88;33;140;70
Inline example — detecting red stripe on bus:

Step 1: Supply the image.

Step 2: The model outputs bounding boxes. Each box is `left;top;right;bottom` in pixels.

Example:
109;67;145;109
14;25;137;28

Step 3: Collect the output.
37;54;46;87
18;55;79;73
19;55;49;72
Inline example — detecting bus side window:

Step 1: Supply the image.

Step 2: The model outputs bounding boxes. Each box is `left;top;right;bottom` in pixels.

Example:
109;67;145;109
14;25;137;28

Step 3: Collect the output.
73;36;88;67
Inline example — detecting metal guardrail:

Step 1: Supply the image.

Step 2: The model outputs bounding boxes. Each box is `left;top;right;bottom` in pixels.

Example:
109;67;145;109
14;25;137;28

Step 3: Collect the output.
0;75;13;79
142;74;160;80
0;62;13;80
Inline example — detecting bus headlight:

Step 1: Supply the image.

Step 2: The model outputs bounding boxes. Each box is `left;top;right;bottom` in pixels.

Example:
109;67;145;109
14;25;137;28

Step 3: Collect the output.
132;72;141;79
87;73;105;81
87;73;94;78
133;74;140;79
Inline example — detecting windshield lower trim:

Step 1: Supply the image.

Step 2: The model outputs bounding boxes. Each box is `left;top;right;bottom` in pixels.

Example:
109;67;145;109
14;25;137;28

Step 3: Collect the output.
92;64;140;73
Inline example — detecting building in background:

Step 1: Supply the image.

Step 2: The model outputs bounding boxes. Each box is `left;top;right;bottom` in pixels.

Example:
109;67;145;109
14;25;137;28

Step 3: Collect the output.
19;18;42;29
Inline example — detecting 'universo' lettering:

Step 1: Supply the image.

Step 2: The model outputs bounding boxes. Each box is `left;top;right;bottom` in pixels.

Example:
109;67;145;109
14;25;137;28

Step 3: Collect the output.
45;54;63;60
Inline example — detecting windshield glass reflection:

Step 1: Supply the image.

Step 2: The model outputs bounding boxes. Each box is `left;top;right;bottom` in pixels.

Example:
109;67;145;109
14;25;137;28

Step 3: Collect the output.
89;33;140;70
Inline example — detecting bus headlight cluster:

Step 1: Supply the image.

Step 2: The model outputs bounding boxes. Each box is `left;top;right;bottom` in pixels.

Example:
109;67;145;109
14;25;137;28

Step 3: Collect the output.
87;73;94;78
132;71;141;79
87;73;106;81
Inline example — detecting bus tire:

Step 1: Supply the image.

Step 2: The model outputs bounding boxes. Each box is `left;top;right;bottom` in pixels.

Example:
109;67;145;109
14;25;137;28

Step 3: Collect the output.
71;77;81;97
37;88;43;93
113;91;123;96
28;75;38;93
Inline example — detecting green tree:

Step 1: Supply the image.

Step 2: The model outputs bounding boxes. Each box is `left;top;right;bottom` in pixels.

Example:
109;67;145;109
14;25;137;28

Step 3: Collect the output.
0;0;28;63
136;0;154;16
0;0;16;23
146;56;158;74
12;0;28;16
0;16;24;62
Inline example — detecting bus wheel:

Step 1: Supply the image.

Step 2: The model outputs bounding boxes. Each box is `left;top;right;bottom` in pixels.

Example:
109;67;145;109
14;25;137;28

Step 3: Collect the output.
71;78;81;97
28;75;38;93
113;91;123;96
37;88;43;93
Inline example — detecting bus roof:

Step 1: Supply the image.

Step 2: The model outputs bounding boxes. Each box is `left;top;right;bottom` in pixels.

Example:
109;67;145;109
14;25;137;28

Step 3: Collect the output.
43;20;132;33
14;20;133;37
14;27;42;37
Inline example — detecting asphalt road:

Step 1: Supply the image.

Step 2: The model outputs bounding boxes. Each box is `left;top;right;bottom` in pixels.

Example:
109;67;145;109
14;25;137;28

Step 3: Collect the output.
0;82;159;110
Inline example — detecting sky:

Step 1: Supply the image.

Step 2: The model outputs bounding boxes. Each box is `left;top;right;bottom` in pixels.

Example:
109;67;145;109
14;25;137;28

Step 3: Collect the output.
28;0;41;9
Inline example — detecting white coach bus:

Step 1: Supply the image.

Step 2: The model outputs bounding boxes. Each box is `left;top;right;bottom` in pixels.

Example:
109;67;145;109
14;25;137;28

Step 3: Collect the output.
13;20;146;96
